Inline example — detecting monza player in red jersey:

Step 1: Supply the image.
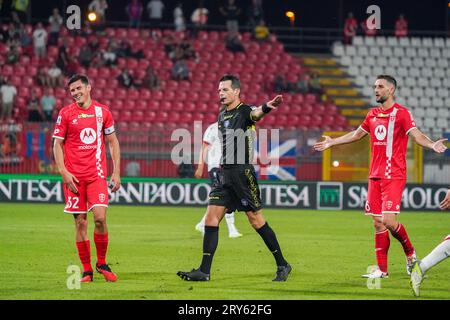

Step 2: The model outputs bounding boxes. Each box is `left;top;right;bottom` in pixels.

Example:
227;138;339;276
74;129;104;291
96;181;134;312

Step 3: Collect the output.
314;75;447;278
53;74;121;282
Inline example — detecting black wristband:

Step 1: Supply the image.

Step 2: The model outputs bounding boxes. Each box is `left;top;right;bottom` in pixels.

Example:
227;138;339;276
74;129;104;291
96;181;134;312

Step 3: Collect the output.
262;103;272;114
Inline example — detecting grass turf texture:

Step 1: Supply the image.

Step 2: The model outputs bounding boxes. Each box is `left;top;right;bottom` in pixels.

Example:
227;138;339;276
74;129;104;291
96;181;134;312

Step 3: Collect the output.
0;203;449;300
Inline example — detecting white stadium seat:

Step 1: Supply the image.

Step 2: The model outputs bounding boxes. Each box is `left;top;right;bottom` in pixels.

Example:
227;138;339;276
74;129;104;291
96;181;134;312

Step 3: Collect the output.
399;37;410;47
438;107;450;118
422;37;433;47
434;38;445;47
393;47;405;57
375;36;387;46
405;48;417;58
425;87;436;98
412;57;424;68
365;56;376;66
436;58;449;68
364;37;376;46
345;45;356;56
430;48;441;58
400;57;412;68
352;36;364;46
353;56;364;66
357;46;369;56
431;97;444;108
332;42;344;56
387;37;398;47
437;88;449;99
369;46;381;56
417;48;428;58
340;55;352;66
410;38;422;47
436;118;448;130
419;96;431;108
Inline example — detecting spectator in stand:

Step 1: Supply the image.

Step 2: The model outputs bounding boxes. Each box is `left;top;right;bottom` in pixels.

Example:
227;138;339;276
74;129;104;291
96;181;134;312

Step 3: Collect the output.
247;0;264;29
79;44;94;68
127;0;143;28
117;68;136;88
36;66;50;86
0;24;9;43
102;40;118;66
190;2;209;38
56;39;69;73
361;17;377;37
146;0;164;27
89;0;108;24
395;14;408;38
295;73;309;94
273;74;289;93
173;2;185;32
48;8;63;46
47;63;63;88
7;21;23;46
6;44;20;64
343;12;357;44
116;40;144;59
309;73;323;95
40;87;56;121
254;19;269;42
225;32;245;53
32;22;47;59
11;0;29;23
0;78;17;121
179;39;197;60
171;59;189;81
27;89;43;122
20;25;33;55
220;0;241;34
142;65;160;90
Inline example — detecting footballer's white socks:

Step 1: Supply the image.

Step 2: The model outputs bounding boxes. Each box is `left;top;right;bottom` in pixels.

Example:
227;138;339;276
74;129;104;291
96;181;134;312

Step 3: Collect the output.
419;238;450;274
225;212;236;231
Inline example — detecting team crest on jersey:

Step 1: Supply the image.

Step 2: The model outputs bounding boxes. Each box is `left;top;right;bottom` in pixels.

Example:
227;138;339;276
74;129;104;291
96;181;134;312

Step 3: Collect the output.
97;117;103;124
224;120;230;128
386;201;393;210
72;119;78;124
99;193;106;203
241;198;248;206
78;113;95;119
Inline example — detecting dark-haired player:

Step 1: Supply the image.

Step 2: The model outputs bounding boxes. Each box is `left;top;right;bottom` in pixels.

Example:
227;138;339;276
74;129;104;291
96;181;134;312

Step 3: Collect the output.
314;75;447;278
178;74;291;282
53;74;121;282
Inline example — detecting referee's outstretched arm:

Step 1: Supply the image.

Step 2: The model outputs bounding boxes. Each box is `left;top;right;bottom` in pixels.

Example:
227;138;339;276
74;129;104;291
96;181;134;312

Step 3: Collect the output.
250;95;283;121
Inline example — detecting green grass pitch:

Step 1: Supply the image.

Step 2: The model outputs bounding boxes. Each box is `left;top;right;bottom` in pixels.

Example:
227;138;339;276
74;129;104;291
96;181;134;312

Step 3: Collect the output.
0;203;449;300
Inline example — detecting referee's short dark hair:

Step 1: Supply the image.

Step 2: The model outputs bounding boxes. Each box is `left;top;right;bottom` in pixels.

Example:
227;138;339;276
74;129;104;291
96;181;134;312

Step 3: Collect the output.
219;74;241;89
376;74;397;89
68;74;90;87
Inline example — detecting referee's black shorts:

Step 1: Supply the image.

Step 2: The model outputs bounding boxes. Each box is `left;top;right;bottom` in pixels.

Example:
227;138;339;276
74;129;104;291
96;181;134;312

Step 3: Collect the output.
208;164;262;213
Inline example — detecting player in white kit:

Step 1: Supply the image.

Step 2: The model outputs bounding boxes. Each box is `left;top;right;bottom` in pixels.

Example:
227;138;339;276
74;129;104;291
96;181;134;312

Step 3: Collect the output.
194;122;242;238
410;189;450;296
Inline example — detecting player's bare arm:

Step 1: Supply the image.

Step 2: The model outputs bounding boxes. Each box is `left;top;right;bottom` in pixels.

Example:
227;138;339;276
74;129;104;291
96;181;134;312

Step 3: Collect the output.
313;127;367;152
106;132;121;192
195;142;209;179
408;128;447;153
250;95;283;122
53;138;79;194
439;189;450;210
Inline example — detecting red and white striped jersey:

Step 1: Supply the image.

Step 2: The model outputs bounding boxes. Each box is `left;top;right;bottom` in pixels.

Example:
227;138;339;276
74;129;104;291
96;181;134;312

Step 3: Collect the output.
52;100;115;181
360;103;416;180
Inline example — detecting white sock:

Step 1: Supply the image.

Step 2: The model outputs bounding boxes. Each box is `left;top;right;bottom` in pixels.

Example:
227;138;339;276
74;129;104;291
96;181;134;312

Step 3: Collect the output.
197;212;207;227
419;238;450;274
225;212;237;233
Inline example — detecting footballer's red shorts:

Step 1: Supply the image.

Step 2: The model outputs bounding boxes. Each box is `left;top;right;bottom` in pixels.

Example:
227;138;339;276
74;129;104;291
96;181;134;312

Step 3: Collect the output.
63;178;108;214
365;178;406;216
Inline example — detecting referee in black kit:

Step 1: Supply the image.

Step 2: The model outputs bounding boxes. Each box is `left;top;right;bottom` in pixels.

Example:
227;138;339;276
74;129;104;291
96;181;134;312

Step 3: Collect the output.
177;74;291;282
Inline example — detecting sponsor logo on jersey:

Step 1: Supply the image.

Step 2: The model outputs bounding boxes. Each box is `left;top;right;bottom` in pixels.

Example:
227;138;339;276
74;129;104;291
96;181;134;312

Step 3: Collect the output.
377;113;389;117
56;116;62;124
78;113;95;119
374;125;387;141
224;114;234;120
80;128;97;144
54;128;60;134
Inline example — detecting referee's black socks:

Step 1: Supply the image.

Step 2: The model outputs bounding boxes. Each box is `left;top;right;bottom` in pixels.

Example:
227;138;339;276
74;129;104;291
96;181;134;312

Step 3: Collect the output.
256;222;288;267
200;226;219;274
